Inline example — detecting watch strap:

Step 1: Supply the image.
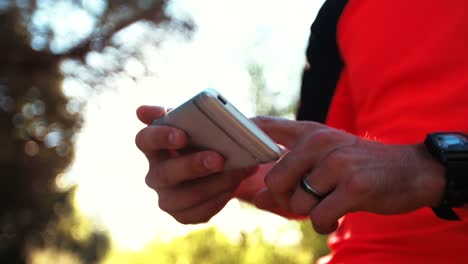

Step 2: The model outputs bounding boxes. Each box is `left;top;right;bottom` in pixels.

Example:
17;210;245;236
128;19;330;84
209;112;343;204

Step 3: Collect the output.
425;132;468;220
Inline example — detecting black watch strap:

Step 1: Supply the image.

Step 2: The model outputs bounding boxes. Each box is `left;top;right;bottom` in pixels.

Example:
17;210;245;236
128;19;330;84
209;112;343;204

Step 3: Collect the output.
425;132;468;220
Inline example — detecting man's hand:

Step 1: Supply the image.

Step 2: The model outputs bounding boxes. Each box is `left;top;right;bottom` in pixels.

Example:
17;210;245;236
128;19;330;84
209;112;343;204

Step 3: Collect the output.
135;105;260;224
252;116;446;234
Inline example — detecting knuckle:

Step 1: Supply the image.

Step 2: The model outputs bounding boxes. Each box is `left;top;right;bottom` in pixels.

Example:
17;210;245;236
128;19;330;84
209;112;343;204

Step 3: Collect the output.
311;129;336;144
324;149;346;168
136;126;163;152
323;147;355;176
295;122;308;135
152;163;174;188
297;134;316;151
157;196;171;212
295;129;330;152
145;171;155;189
345;174;369;196
135;129;146;151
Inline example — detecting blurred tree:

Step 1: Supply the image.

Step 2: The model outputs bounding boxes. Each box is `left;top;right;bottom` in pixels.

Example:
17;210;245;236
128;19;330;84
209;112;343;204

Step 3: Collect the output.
0;0;192;263
248;63;297;118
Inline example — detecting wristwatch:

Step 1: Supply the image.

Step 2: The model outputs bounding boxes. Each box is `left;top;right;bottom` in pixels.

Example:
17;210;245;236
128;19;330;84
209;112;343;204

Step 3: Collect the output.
424;132;468;220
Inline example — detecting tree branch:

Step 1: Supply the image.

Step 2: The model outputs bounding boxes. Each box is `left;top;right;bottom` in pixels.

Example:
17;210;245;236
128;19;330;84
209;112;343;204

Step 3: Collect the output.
59;0;170;61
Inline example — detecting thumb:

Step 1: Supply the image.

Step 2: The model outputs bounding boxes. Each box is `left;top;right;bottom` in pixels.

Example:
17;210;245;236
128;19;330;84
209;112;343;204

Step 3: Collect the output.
251;116;300;149
251;116;326;149
137;105;166;125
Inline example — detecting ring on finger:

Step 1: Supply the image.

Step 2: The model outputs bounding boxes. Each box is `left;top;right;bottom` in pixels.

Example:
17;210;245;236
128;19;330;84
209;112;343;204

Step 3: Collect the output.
300;177;327;200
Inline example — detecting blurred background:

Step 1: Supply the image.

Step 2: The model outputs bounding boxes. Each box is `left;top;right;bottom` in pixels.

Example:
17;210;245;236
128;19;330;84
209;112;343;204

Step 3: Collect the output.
0;0;329;263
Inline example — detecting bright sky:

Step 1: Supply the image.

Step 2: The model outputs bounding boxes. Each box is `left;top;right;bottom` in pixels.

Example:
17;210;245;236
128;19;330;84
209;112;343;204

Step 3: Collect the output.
63;0;325;250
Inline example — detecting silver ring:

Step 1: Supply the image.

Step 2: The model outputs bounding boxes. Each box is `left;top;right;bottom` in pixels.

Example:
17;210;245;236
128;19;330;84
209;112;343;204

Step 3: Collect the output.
300;178;326;200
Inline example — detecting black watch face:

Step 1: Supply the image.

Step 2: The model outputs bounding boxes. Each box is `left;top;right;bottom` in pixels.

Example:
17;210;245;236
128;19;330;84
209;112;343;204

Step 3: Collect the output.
435;133;468;150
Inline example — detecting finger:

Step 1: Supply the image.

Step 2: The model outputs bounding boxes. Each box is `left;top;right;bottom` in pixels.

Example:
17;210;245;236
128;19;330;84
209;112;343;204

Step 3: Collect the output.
309;187;351;234
252;116;326;149
265;129;352;195
254;188;308;219
288;160;339;215
158;170;245;212
137;105;166;124
288;183;320;216
170;191;233;224
135;125;188;153
145;151;225;189
254;186;292;211
253;188;280;211
265;130;356;213
262;132;327;211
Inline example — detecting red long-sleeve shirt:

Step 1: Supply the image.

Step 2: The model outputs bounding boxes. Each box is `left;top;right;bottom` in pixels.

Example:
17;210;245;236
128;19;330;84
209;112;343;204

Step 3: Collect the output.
322;1;468;263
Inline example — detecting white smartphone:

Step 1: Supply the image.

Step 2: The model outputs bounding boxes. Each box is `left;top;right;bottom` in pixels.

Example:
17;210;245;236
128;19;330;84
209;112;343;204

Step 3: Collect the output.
152;88;282;171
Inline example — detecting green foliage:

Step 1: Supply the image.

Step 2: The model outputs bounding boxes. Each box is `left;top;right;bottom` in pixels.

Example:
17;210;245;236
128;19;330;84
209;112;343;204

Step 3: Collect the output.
104;227;317;264
299;221;330;263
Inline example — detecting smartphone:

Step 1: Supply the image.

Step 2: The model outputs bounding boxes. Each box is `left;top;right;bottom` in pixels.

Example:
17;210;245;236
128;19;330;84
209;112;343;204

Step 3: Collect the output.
152;88;282;171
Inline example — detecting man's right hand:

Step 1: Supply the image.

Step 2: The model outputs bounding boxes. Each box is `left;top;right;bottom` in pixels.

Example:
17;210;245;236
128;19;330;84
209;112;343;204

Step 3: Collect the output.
135;105;258;224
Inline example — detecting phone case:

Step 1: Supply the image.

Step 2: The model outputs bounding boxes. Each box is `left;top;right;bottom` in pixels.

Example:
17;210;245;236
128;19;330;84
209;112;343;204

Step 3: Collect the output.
153;88;282;170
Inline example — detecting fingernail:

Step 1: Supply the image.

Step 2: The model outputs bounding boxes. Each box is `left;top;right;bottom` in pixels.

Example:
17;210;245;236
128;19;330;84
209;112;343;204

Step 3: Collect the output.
203;155;217;170
168;132;177;145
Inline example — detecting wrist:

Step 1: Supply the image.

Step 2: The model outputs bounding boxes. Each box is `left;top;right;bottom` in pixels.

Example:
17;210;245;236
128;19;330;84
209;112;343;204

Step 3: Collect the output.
413;143;446;208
